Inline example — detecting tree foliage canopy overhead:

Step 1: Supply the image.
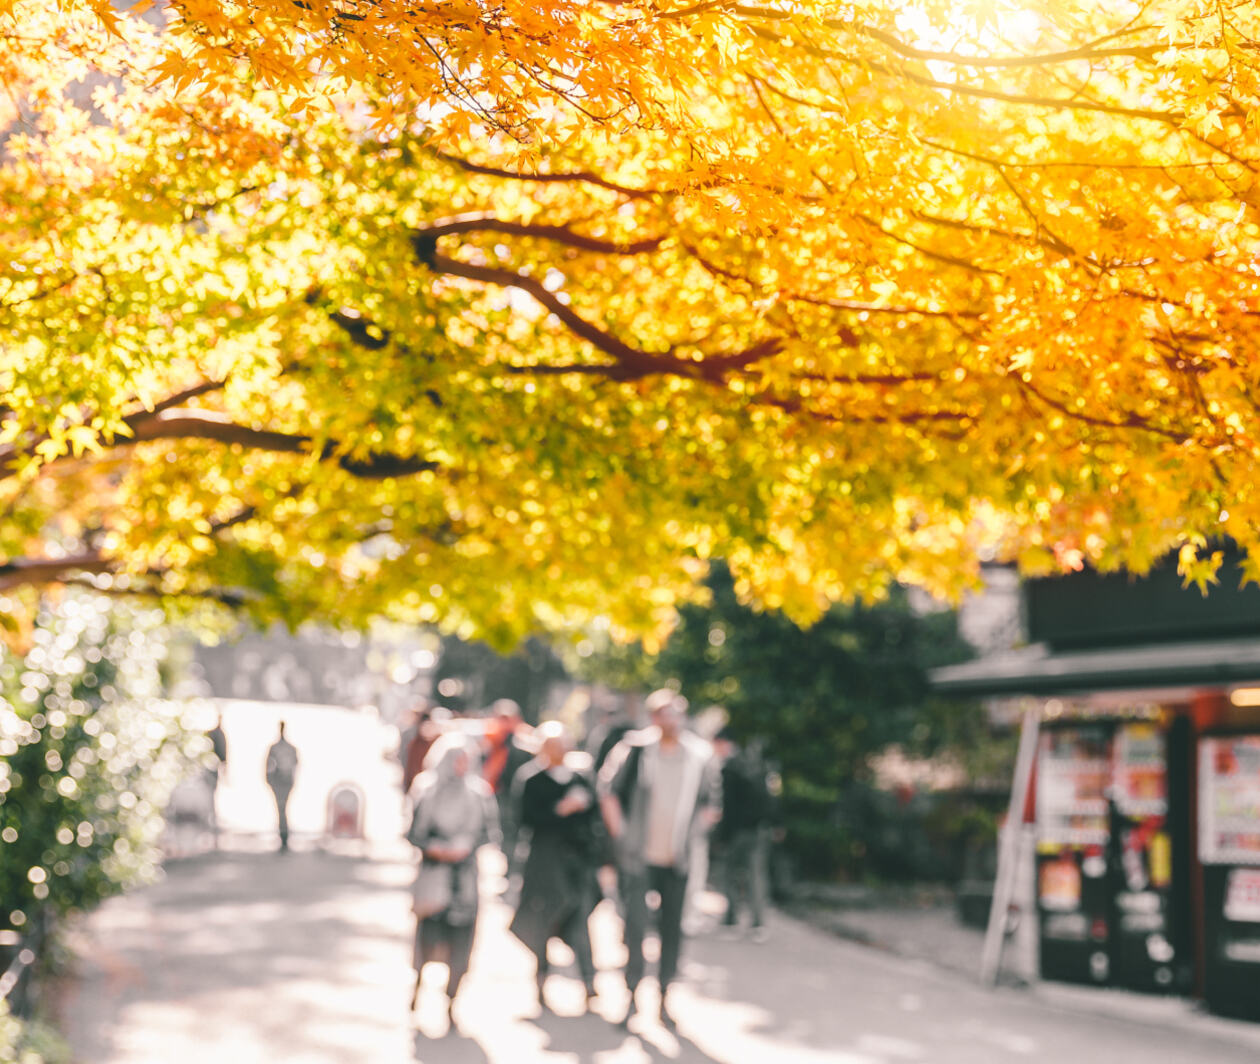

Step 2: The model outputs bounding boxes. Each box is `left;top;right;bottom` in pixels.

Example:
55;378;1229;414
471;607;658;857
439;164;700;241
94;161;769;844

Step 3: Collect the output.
4;1;1260;644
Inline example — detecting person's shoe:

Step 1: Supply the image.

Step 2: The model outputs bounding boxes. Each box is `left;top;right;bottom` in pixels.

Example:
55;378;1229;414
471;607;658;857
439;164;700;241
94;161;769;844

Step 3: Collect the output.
750;925;769;944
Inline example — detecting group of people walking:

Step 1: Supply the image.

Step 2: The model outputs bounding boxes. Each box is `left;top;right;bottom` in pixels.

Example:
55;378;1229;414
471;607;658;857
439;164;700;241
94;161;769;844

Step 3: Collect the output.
400;688;775;1028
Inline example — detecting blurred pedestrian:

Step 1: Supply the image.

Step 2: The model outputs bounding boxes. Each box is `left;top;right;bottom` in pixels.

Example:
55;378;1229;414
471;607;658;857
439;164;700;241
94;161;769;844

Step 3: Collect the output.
400;699;440;796
712;727;773;941
407;732;500;1025
509;722;605;1012
264;720;299;852
585;699;636;774
205;713;228;840
482;698;535;895
598;689;720;1028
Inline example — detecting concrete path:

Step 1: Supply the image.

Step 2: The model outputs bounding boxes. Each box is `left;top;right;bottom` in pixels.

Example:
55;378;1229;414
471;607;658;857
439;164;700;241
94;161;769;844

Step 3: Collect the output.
56;837;1260;1064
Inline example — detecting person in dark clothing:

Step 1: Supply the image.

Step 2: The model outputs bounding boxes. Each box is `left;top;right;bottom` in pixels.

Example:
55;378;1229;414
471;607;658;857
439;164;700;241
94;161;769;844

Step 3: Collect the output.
509;722;606;1011
264;721;299;852
205;715;228;839
712;727;773;940
207;715;228;766
483;699;535;894
586;702;636;774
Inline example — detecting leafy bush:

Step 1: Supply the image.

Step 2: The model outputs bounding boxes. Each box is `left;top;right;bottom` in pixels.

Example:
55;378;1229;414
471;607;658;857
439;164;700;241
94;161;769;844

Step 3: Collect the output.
0;593;200;938
0;1000;70;1064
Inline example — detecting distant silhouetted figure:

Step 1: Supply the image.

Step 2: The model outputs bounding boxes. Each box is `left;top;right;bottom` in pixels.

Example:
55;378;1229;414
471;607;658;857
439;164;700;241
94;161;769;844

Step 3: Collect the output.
205;715;228;842
265;721;299;852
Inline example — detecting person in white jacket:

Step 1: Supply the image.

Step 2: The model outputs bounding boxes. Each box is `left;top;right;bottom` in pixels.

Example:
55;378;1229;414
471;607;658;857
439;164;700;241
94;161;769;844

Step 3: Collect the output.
598;689;720;1028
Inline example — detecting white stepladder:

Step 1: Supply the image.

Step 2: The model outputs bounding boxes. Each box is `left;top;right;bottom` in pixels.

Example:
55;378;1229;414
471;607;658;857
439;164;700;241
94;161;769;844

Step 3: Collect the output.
980;701;1041;985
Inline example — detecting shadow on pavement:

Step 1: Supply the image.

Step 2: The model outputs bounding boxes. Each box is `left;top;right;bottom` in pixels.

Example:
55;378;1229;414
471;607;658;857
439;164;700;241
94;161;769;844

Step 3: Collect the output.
413;1025;491;1063
59;844;416;1064
530;1009;725;1064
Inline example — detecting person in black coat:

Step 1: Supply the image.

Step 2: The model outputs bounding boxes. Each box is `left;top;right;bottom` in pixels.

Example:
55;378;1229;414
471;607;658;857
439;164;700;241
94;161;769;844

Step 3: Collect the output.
509;722;605;1011
712;727;774;939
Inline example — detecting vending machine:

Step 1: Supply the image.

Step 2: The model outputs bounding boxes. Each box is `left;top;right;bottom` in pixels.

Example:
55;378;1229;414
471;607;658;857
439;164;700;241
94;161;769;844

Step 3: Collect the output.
1036;722;1115;985
1107;722;1177;992
1198;733;1260;1021
1035;718;1178;990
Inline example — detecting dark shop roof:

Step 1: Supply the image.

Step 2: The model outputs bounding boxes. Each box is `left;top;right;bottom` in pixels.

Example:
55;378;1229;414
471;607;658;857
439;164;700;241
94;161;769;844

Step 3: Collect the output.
929;635;1260;698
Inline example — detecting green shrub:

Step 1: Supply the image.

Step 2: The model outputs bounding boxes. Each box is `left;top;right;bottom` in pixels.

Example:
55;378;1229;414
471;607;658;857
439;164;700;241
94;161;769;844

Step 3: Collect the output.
0;593;200;937
0;1000;70;1064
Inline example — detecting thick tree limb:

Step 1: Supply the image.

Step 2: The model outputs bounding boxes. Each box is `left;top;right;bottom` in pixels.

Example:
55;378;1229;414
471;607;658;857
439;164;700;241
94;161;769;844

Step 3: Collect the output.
425;248;677;378
147;379;229;415
424;246;781;382
0;407;441;482
123;410;442;478
0;553;115;591
418;216;667;255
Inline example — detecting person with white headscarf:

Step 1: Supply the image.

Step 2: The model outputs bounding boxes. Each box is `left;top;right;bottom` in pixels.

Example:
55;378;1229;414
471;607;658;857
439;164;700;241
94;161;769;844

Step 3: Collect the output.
406;731;500;1024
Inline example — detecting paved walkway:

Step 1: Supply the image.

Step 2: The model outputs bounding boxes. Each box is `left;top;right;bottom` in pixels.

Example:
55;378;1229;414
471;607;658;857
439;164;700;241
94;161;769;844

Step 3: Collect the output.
54;837;1260;1064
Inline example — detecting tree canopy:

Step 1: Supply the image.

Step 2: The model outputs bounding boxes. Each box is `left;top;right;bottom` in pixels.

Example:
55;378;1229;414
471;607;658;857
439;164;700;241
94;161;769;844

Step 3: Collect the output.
4;1;1260;645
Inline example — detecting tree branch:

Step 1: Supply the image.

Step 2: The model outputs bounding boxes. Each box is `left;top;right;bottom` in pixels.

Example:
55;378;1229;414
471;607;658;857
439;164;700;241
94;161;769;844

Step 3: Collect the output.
851;21;1170;70
678;237;980;319
123;409;442;478
0;404;442;483
424;247;675;378
0;553;115;592
418;215;667;255
429;148;654;199
856;215;1005;277
747;27;1187;126
1013;375;1192;443
424;245;781;382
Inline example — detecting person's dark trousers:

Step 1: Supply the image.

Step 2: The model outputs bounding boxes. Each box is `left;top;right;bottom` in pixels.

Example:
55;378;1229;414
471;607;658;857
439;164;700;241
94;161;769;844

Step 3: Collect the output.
535;904;597;991
271;785;292;850
721;827;768;928
444;923;476;999
561;896;597;989
621;864;688;993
